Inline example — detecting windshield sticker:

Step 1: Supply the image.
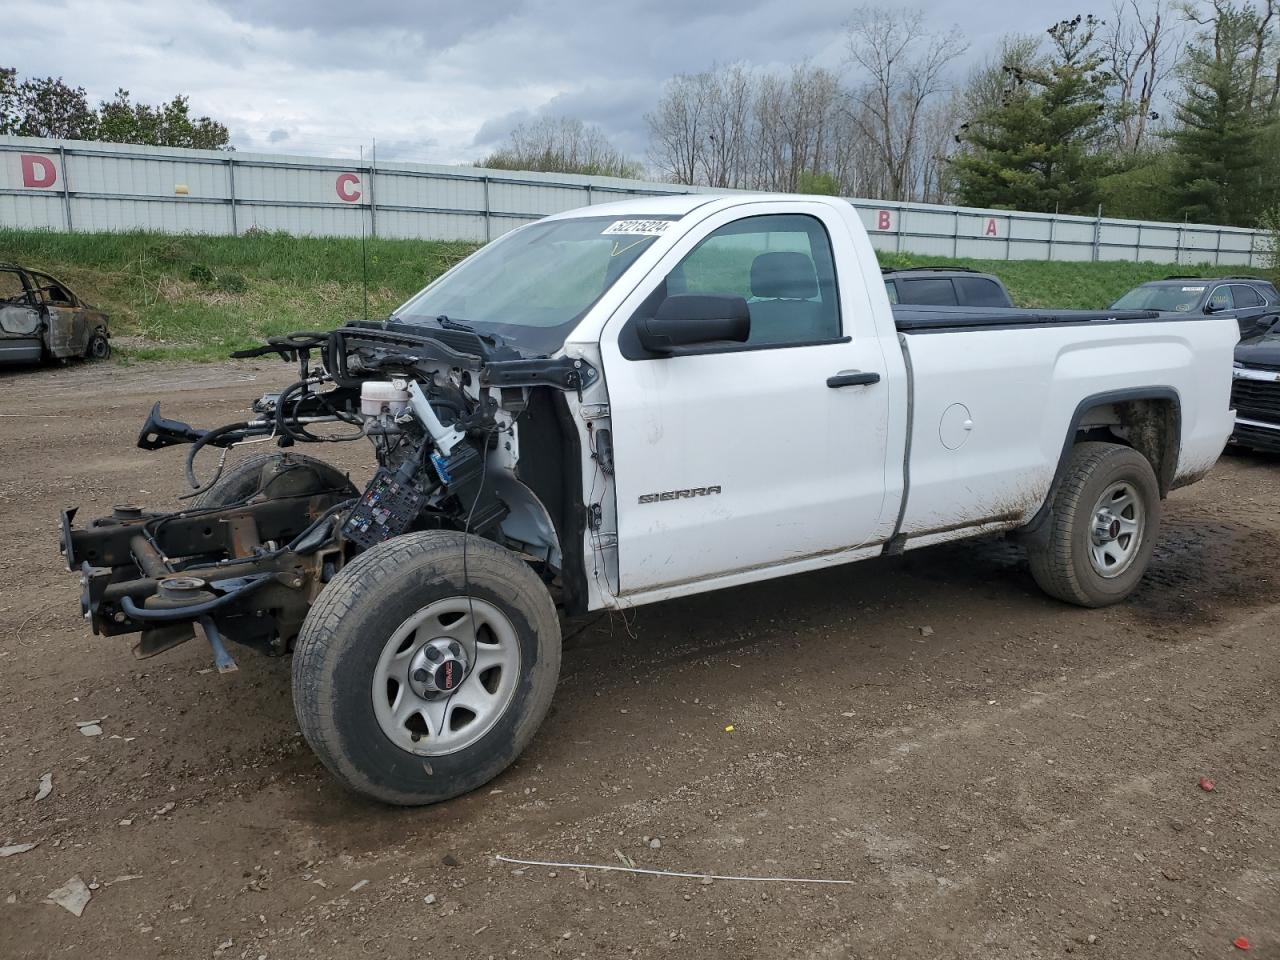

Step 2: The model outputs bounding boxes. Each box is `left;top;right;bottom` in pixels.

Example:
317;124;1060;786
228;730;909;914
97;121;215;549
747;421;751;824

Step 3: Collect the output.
1181;286;1205;292
602;219;672;236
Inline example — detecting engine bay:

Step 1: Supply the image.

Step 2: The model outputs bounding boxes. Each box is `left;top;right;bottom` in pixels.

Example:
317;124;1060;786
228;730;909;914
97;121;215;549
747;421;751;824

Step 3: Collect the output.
60;319;594;670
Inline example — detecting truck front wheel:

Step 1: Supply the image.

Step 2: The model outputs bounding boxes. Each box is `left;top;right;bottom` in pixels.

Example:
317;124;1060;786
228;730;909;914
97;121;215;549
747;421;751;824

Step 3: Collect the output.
1028;441;1161;608
291;531;561;805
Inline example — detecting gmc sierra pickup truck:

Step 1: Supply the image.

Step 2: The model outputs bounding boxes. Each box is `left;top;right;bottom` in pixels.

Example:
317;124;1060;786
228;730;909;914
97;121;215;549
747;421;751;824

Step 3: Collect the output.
60;194;1237;805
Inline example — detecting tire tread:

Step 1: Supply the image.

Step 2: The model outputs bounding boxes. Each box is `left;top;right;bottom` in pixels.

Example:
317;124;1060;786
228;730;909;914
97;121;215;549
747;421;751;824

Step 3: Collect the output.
1028;441;1160;608
291;531;561;805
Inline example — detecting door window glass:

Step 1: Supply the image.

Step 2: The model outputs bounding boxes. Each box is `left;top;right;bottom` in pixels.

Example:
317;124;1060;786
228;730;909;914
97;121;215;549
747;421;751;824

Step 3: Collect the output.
1232;285;1264;308
955;276;1009;307
1207;286;1234;311
667;214;840;345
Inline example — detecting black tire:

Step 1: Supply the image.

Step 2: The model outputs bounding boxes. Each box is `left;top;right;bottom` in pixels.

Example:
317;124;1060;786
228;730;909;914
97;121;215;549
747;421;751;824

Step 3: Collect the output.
1028;441;1161;608
291;531;562;805
86;331;110;360
187;452;357;509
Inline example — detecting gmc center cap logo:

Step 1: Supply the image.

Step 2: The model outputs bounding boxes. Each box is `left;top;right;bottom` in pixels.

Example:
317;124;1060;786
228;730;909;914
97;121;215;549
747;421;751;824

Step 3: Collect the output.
435;659;461;691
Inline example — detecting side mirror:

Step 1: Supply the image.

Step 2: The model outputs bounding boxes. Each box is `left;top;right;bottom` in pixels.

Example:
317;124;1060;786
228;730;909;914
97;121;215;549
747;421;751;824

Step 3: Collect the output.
636;295;751;354
1204;301;1224;314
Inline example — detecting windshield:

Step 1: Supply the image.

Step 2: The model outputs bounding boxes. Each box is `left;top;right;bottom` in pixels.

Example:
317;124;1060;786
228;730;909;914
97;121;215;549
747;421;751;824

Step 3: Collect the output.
1111;285;1204;312
394;214;680;355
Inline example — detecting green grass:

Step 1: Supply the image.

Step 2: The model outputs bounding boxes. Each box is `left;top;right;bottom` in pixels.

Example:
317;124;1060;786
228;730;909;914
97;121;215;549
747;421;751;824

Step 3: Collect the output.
0;229;477;361
0;228;1272;361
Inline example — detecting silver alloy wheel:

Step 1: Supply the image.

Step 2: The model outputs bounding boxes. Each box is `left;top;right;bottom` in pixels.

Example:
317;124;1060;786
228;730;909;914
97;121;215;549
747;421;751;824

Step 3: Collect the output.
1087;480;1144;578
371;596;520;756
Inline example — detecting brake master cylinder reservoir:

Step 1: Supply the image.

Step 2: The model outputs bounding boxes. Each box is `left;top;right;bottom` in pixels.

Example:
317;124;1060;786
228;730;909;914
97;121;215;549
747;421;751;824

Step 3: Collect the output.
360;381;410;417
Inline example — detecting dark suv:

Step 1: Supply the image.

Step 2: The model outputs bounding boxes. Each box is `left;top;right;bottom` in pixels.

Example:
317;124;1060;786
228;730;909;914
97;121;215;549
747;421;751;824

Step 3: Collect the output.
1110;276;1280;340
882;266;1014;308
1230;317;1280;453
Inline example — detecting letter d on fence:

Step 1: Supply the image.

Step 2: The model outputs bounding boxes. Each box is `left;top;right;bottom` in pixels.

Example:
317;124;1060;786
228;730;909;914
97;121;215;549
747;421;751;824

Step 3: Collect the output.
21;154;57;189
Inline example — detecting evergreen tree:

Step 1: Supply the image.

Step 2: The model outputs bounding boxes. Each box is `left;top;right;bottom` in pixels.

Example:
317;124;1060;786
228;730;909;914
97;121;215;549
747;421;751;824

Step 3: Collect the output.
951;16;1113;214
1167;4;1275;226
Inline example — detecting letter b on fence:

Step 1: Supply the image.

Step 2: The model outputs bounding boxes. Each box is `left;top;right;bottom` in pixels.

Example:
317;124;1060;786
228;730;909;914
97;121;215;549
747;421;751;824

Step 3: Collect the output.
876;210;893;231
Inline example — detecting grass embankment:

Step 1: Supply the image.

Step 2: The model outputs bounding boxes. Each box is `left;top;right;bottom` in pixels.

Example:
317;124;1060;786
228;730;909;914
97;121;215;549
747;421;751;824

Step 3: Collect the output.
0;228;1270;361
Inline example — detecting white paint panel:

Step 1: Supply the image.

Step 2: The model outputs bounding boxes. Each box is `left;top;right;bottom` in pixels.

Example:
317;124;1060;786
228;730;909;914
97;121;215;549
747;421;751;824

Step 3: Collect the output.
898;317;1237;537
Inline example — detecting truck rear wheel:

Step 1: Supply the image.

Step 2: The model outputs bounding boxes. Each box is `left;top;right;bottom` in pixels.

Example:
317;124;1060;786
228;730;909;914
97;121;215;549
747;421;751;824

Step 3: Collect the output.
1028;441;1161;608
291;531;561;805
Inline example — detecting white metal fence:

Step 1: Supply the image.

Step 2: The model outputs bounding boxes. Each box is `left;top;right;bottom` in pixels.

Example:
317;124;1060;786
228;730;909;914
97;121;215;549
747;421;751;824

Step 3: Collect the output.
0;135;1267;266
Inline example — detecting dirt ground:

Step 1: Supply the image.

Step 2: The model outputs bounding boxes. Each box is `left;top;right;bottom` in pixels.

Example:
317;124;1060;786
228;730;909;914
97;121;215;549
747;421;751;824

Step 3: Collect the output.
1;360;1277;960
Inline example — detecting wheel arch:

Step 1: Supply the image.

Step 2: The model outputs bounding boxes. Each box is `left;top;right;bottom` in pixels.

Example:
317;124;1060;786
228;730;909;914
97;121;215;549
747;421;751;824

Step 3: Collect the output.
1018;387;1181;547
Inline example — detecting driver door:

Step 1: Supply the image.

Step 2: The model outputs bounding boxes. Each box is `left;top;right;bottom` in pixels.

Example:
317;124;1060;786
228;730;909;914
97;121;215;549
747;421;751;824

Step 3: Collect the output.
599;202;894;596
33;273;86;358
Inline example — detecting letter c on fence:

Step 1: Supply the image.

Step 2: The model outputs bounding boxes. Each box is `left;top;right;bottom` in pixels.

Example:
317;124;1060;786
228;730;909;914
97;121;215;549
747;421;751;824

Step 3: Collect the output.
984;217;999;237
336;173;361;202
21;154;57;189
877;210;892;231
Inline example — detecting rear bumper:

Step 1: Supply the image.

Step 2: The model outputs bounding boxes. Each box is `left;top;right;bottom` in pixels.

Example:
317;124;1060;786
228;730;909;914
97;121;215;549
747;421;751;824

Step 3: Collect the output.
1231;417;1280;453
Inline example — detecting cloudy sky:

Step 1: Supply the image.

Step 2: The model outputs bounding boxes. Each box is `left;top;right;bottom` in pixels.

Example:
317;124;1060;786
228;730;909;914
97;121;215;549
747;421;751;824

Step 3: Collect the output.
8;0;1075;166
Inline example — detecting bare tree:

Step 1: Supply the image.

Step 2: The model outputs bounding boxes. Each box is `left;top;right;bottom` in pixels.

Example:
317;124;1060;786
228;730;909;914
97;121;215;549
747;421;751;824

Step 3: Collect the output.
1240;0;1280;111
699;65;755;188
958;34;1043;122
917;98;961;202
1180;0;1280;113
648;63;850;192
843;6;969;201
646;74;707;184
480;116;641;178
1104;0;1181;151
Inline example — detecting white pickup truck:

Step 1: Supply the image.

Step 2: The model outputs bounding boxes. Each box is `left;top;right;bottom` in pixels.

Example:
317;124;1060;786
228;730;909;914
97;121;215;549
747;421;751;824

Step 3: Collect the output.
61;194;1237;805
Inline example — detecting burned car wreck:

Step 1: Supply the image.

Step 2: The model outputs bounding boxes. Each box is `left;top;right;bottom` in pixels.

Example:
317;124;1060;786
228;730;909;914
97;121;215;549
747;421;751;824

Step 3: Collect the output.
1;263;111;364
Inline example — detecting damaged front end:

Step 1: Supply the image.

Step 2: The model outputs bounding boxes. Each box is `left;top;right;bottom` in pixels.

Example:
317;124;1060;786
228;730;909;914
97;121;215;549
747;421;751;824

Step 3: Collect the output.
60;322;591;672
61;455;354;670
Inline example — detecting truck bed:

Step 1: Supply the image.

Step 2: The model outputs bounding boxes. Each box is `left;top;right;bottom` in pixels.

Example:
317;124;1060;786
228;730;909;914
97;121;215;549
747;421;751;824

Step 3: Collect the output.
889;310;1238;550
892;304;1163;332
